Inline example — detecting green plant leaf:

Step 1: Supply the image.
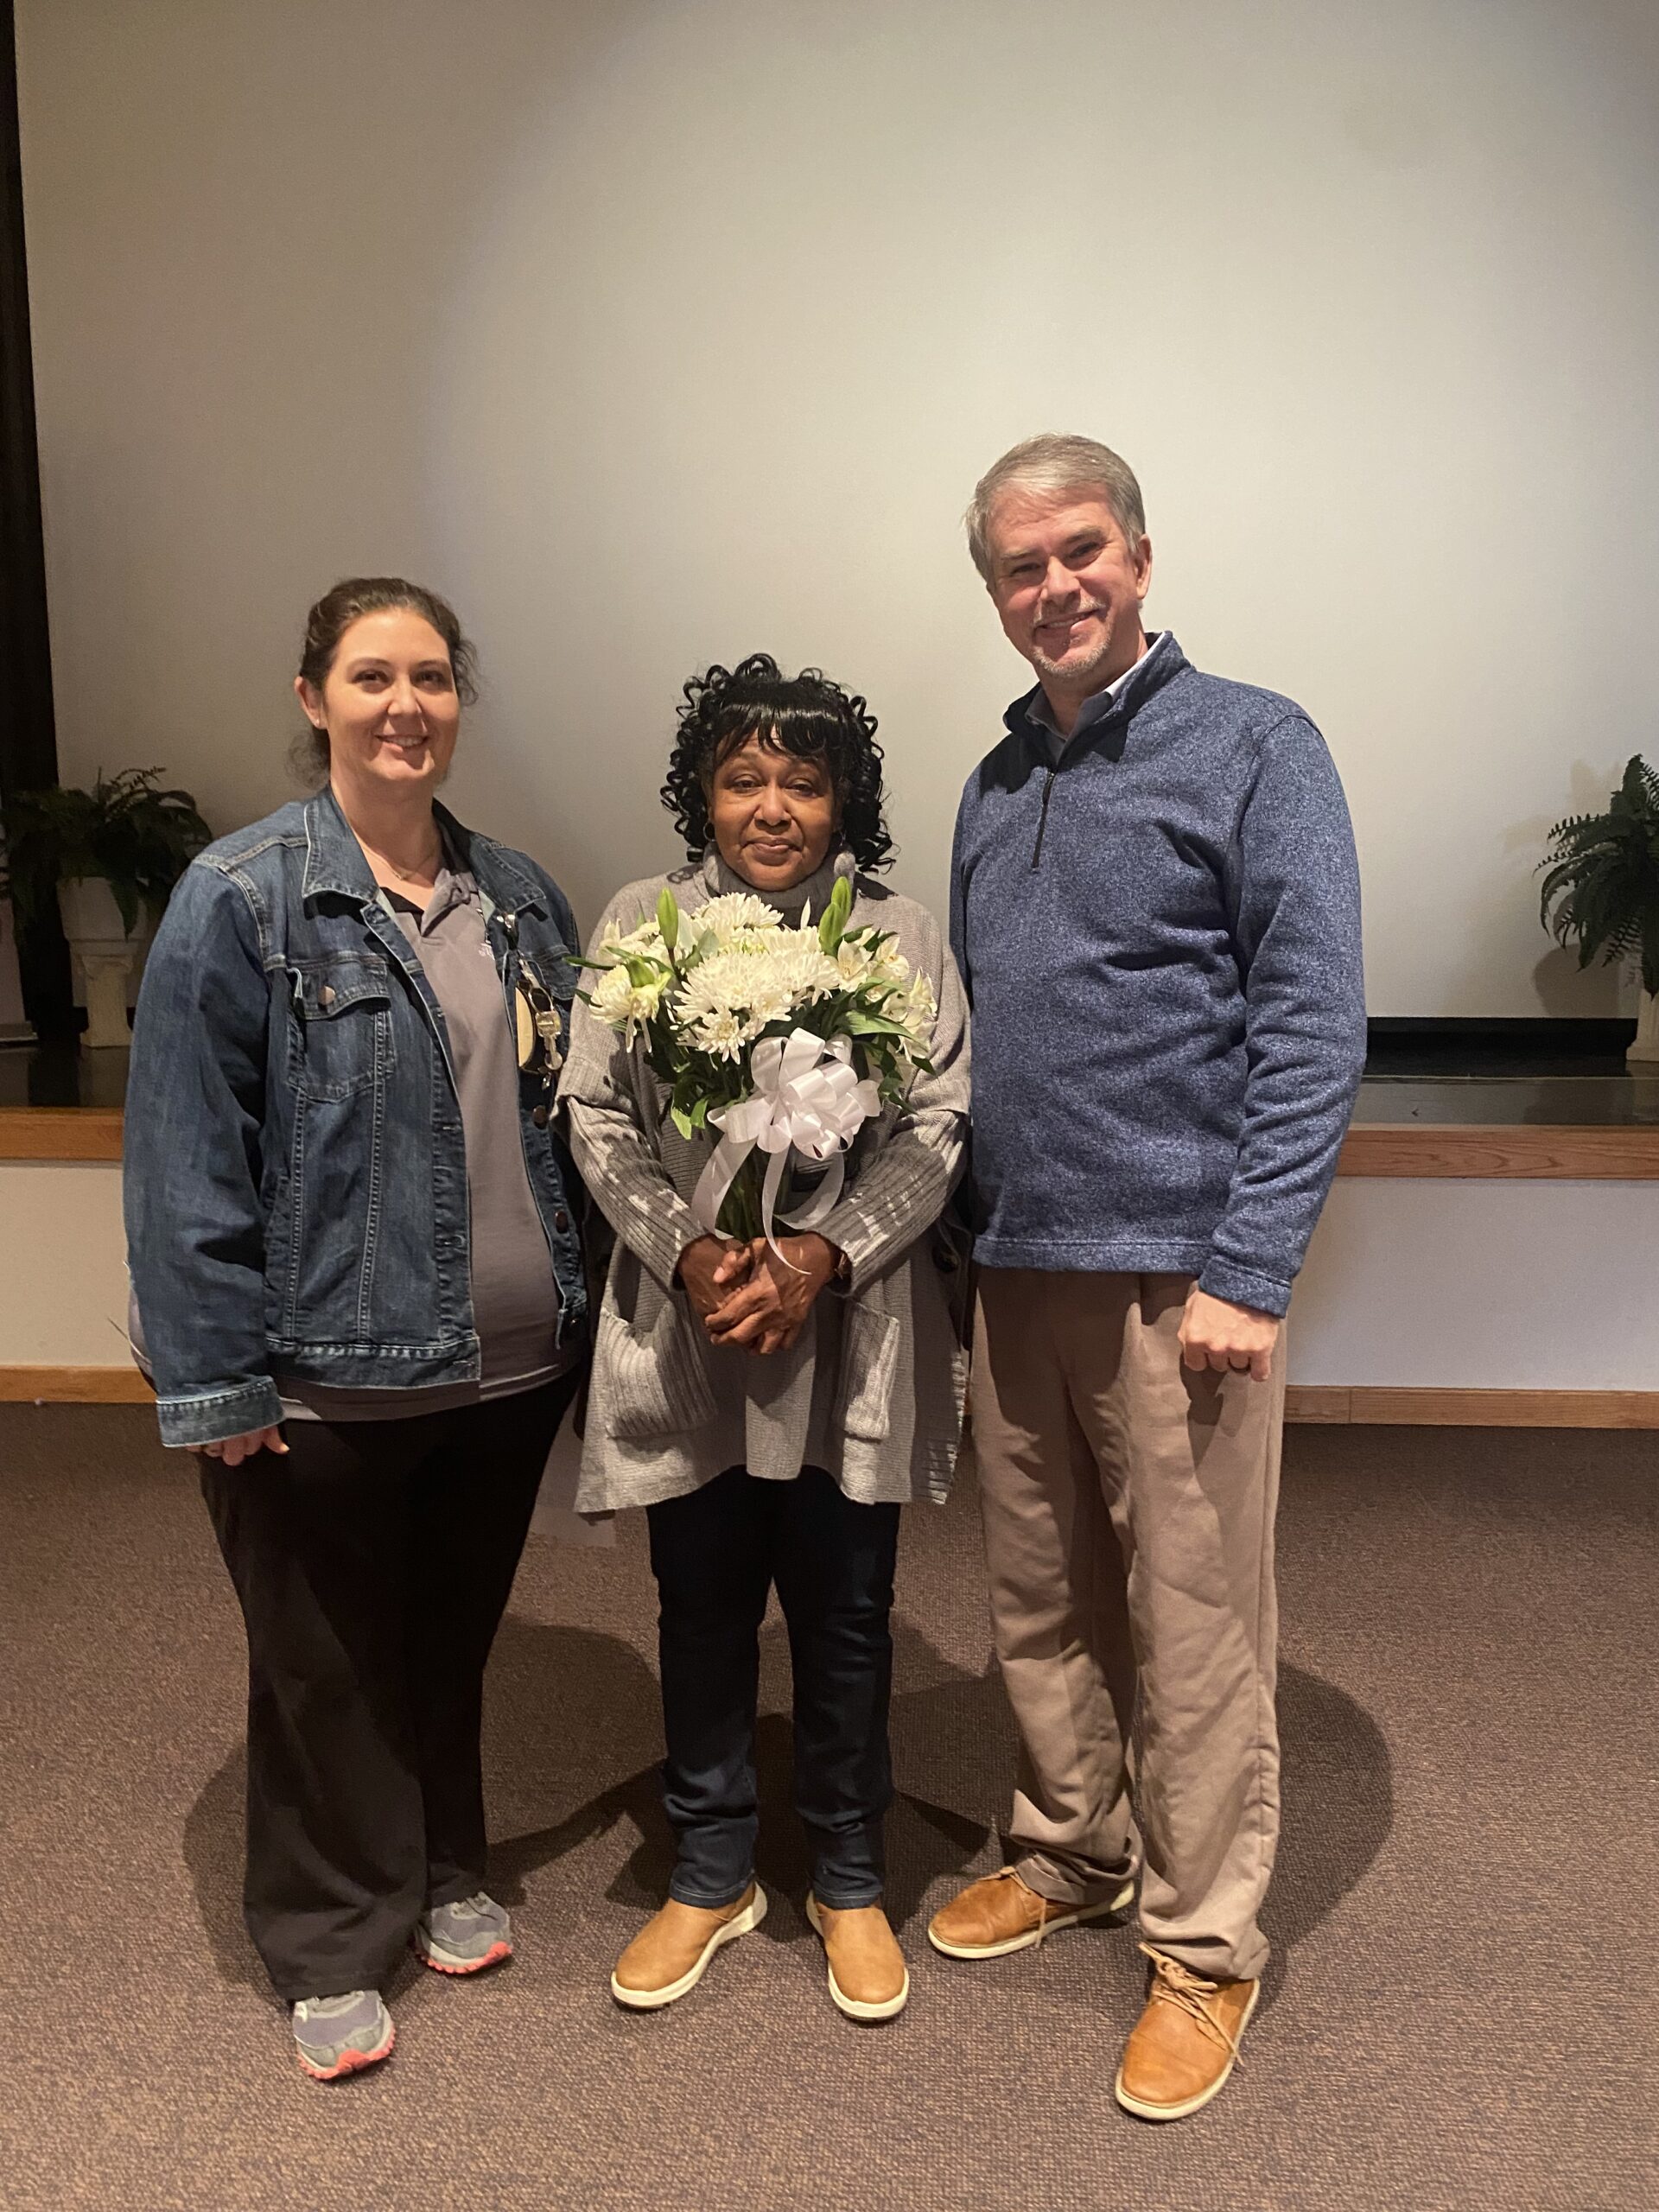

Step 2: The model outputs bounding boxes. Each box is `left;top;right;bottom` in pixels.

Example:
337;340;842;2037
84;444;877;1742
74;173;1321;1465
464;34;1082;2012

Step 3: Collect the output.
817;873;853;953
657;886;680;953
0;767;212;944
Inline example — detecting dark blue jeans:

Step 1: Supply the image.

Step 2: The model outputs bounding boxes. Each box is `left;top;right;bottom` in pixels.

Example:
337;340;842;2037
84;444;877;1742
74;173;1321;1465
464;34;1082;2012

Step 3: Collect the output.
646;1465;900;1911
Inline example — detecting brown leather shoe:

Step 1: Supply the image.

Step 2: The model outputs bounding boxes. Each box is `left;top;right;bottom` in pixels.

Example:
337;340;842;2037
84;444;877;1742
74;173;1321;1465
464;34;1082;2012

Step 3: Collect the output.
804;1897;909;2022
1114;1943;1259;2120
927;1866;1135;1959
609;1884;767;2010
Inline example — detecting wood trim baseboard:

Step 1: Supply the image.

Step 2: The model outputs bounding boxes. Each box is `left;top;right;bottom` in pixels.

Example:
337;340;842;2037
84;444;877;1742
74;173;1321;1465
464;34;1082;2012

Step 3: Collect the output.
0;1109;124;1161
3;1370;1651;1427
6;1111;1659;1178
0;1364;153;1402
1337;1124;1659;1179
1286;1385;1659;1428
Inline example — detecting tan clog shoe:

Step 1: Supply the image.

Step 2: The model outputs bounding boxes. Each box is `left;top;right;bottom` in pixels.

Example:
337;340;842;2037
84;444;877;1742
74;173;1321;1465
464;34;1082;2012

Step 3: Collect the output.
609;1884;767;2010
804;1896;909;2022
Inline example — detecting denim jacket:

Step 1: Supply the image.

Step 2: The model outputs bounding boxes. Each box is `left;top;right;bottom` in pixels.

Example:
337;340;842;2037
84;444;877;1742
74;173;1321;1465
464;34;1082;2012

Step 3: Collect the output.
124;788;587;1446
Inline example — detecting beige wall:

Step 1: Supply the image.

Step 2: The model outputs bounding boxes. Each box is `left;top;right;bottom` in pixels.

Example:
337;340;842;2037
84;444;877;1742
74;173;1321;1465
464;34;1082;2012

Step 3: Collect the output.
5;1161;1654;1394
0;1164;128;1364
16;0;1659;1013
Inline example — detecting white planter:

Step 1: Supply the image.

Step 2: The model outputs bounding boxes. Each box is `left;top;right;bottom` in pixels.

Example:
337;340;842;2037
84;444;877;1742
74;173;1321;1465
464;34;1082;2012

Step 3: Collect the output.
58;876;146;1049
1630;988;1659;1067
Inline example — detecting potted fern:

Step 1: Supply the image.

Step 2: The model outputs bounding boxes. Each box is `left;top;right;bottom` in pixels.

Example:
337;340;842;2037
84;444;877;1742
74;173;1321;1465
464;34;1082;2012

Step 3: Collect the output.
0;769;212;1047
1539;755;1659;1066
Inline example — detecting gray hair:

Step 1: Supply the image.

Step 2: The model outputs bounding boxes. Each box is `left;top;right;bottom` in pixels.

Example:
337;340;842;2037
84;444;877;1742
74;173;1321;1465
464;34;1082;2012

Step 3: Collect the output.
965;434;1147;582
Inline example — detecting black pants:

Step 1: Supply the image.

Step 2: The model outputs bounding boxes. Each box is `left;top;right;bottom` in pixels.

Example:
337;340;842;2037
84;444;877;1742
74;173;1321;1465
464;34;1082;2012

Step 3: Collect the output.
646;1465;900;1910
200;1374;579;2000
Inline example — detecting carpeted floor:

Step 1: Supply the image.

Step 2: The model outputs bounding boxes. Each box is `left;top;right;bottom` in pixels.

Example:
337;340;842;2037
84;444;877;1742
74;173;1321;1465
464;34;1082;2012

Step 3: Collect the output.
1;1407;1653;2211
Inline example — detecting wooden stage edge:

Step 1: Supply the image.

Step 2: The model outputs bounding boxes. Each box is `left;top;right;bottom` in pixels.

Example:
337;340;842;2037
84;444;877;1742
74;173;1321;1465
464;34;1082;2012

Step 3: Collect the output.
0;1109;124;1161
0;1366;155;1403
0;1369;1654;1428
6;1113;1659;1177
1283;1386;1659;1429
1335;1123;1659;1179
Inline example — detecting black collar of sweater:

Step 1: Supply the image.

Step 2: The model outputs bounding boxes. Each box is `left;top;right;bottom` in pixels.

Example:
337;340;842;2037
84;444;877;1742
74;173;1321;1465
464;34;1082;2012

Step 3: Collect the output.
1003;629;1191;748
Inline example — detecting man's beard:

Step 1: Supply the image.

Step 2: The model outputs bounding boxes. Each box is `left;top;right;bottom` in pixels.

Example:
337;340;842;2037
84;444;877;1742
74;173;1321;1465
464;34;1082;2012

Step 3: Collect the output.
1027;613;1117;688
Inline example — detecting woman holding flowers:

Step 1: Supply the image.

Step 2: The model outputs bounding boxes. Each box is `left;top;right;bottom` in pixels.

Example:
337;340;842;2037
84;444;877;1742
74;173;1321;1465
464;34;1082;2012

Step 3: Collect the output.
558;654;969;2023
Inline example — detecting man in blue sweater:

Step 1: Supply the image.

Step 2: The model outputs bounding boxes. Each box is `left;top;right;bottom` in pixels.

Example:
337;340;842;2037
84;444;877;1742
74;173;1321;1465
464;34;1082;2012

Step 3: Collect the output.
930;435;1365;2120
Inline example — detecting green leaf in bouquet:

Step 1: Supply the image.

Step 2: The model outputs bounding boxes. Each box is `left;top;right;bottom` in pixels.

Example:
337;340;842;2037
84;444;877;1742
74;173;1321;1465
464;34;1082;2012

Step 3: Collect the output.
657;886;680;954
817;873;853;953
671;1103;696;1140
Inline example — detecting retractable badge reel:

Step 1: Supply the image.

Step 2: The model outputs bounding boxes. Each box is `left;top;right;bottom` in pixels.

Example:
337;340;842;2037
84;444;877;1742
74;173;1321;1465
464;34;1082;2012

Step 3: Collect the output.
512;937;564;1129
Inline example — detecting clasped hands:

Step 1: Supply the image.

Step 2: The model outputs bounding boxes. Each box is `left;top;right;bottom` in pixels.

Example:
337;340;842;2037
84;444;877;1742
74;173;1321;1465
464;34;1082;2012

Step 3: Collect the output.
677;1231;842;1357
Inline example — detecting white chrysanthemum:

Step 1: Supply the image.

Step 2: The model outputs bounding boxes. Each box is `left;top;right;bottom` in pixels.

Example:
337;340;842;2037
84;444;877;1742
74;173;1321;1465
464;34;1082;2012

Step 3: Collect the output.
674;949;765;1019
768;929;843;1003
696;892;785;948
671;935;842;1058
591;961;666;1043
690;1006;763;1060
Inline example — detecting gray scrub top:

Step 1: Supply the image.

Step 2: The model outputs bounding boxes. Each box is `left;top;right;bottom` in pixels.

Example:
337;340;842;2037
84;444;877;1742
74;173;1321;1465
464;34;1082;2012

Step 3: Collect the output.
283;857;571;1421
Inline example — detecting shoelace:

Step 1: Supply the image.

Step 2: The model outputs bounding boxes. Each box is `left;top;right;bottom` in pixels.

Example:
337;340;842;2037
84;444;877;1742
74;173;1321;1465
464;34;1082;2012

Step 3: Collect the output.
982;1866;1060;1950
426;1892;492;1925
1140;1943;1247;2066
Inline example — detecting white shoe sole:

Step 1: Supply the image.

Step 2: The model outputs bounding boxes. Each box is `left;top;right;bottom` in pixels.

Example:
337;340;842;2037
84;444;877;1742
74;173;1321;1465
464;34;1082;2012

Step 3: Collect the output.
1113;1979;1261;2120
804;1896;910;2022
609;1885;767;2011
926;1876;1136;1960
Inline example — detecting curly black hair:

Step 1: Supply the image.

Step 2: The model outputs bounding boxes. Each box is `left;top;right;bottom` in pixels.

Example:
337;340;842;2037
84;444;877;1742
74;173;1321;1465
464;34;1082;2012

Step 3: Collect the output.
660;653;894;872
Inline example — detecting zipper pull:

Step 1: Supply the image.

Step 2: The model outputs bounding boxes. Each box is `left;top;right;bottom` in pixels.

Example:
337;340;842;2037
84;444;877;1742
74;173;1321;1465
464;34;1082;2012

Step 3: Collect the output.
1032;766;1058;869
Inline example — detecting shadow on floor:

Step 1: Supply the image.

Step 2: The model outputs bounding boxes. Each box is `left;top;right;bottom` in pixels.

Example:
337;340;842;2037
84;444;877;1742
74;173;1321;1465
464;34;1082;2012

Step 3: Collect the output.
1259;1661;1395;2001
483;1612;1001;1938
182;1631;1390;1990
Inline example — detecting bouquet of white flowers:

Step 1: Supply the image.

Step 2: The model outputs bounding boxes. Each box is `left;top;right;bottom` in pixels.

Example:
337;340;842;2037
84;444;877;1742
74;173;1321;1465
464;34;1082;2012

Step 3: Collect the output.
582;874;936;1249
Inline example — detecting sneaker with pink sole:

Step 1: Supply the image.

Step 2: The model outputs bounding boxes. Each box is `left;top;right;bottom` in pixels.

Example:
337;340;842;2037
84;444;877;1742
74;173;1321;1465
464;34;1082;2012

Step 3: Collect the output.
291;1990;394;2082
413;1891;514;1974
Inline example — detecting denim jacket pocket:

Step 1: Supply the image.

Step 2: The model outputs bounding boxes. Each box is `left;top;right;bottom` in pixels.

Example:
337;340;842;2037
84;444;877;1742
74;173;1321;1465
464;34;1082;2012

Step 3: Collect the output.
287;956;397;1102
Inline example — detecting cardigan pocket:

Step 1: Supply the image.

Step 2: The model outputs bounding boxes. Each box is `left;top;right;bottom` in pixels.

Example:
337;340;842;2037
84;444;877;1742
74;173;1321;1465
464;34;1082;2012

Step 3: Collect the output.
598;1300;718;1442
834;1304;900;1443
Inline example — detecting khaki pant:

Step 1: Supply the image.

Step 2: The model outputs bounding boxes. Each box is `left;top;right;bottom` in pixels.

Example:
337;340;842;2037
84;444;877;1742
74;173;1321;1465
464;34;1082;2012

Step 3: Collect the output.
971;1269;1285;1983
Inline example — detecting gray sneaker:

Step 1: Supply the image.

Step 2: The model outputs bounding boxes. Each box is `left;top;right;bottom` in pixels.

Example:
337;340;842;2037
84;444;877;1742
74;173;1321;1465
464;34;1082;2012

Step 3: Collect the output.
291;1990;394;2082
413;1891;514;1975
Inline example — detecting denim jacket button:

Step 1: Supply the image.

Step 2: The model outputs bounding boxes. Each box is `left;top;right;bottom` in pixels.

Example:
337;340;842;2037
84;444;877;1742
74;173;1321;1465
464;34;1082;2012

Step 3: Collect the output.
554;1209;569;1231
531;1104;549;1129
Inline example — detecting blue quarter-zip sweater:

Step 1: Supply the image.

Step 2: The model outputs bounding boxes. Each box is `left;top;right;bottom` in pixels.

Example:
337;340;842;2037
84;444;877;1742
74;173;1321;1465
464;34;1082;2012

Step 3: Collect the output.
949;633;1365;1317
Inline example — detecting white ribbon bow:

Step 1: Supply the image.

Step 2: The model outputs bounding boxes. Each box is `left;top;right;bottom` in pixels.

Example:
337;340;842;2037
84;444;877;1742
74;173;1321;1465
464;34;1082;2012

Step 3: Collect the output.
691;1028;881;1259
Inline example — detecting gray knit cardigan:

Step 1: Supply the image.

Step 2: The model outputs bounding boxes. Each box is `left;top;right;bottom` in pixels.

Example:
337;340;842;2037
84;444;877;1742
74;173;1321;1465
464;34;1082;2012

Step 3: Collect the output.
557;851;970;1512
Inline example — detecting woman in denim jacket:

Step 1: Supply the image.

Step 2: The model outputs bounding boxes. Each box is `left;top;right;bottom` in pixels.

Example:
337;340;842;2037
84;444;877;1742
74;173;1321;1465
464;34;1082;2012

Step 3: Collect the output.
124;579;587;2082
